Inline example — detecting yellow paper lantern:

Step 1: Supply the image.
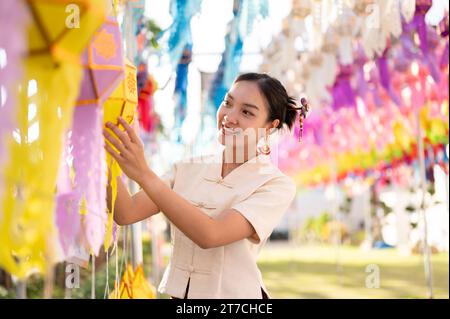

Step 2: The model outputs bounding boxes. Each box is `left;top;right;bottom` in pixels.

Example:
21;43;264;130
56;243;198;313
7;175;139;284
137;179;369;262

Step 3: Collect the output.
104;58;138;126
103;58;137;251
26;0;108;64
0;1;107;278
0;60;83;278
109;263;156;299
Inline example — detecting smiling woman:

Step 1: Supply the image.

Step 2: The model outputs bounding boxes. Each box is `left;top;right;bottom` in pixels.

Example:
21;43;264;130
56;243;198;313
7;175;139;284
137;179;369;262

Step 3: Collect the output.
103;72;309;299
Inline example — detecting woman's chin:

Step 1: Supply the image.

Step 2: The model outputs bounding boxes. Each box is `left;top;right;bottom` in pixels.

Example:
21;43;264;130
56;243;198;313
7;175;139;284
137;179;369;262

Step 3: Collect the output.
217;129;235;146
217;130;225;145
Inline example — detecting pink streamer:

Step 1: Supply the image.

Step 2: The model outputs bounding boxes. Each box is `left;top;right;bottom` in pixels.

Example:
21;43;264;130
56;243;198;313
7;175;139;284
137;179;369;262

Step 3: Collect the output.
70;106;107;256
55;136;81;256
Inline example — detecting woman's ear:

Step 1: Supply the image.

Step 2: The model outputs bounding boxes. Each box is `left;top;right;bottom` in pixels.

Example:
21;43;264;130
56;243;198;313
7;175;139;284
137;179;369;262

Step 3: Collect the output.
269;119;280;133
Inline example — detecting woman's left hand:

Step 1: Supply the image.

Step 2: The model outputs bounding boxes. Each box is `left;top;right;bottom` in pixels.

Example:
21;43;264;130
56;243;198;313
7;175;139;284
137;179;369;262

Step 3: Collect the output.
103;117;153;186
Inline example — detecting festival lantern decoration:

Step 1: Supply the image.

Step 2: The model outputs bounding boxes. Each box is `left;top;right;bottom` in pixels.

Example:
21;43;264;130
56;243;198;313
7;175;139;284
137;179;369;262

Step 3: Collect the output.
103;57;138;251
76;16;125;108
109;263;156;299
57;15;124;257
0;61;85;279
103;59;138;127
121;0;146;65
26;0;108;64
138;74;158;133
208;0;269;111
0;0;29;211
0;0;107;279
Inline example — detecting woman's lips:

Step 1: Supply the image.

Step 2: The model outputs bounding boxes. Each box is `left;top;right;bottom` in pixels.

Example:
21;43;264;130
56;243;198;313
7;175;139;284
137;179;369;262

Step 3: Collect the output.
220;125;241;136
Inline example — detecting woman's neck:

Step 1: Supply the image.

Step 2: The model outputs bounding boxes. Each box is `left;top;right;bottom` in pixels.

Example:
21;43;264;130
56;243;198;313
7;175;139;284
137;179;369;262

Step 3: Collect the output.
221;146;258;178
223;146;258;164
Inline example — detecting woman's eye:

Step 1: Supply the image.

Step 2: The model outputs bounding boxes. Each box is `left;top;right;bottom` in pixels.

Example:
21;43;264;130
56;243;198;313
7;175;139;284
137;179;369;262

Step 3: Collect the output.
243;110;254;116
223;100;231;107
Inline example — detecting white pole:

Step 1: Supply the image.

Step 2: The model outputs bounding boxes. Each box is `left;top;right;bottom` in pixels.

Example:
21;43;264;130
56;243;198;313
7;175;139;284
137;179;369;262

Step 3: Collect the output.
416;108;434;299
16;280;26;299
91;255;96;299
362;184;373;250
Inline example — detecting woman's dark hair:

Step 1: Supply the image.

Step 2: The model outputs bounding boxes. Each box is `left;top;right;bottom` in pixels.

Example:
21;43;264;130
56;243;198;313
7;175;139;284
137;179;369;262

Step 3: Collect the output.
234;72;300;130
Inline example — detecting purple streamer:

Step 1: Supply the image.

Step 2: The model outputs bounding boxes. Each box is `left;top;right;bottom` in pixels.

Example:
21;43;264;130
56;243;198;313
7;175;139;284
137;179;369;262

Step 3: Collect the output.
354;46;369;98
332;65;356;110
55;136;81;256
70;106;107;256
441;42;449;69
376;53;401;106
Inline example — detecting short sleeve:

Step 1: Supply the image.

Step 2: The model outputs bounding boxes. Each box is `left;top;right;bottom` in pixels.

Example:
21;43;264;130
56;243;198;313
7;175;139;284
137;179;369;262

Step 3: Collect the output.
159;162;177;189
232;176;296;244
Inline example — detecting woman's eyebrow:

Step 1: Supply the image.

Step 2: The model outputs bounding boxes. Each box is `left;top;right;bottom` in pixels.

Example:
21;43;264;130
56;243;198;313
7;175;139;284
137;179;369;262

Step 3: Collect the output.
243;103;259;110
226;93;259;110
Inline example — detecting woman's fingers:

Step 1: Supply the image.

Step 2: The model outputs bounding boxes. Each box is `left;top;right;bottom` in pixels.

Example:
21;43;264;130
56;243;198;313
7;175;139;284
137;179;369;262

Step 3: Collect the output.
104;141;123;163
105;121;132;148
103;128;130;158
118;117;140;144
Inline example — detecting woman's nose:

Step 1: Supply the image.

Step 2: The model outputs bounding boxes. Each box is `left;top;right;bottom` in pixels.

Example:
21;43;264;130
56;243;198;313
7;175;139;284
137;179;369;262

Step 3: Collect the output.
224;111;238;124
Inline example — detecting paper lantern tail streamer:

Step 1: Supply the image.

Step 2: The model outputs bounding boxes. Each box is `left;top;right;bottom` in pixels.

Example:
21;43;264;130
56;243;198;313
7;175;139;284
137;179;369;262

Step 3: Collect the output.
70;106;108;256
376;54;401;106
138;76;157;133
165;0;202;66
138;83;154;133
331;65;356;110
55;138;81;257
173;44;192;141
0;0;30;218
0;59;82;278
440;42;449;69
209;0;244;110
121;0;146;65
209;0;267;111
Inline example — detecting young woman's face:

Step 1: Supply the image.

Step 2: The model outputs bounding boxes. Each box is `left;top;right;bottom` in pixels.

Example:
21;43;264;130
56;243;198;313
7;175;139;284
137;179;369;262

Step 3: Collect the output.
217;81;278;154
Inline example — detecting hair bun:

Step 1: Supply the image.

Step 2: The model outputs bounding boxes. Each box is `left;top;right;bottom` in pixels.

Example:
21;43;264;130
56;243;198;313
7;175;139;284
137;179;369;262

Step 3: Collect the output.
283;96;299;130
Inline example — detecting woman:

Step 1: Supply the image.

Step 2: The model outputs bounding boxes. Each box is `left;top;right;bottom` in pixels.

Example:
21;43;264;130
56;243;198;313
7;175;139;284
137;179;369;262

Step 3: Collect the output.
103;73;308;299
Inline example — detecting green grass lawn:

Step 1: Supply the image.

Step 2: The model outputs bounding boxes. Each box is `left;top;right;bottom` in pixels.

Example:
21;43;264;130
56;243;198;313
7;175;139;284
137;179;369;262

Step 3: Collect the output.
257;242;449;299
1;240;448;299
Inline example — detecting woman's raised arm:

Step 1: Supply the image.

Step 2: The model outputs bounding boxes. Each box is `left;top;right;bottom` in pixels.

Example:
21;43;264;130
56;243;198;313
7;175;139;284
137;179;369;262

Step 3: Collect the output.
107;174;160;225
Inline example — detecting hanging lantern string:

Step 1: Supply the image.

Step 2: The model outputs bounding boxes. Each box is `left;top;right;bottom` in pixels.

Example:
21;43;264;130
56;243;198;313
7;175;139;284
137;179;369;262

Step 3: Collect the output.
103;247;110;299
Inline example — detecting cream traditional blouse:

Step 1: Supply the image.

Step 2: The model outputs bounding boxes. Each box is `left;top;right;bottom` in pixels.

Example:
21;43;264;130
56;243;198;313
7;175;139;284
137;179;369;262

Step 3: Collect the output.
157;149;296;299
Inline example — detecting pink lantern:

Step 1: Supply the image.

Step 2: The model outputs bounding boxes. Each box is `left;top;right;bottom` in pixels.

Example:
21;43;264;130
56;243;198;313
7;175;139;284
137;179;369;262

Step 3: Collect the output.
77;16;125;107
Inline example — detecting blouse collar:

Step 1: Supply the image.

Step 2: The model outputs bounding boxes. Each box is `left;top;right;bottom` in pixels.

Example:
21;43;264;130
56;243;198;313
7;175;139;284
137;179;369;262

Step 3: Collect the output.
201;147;274;188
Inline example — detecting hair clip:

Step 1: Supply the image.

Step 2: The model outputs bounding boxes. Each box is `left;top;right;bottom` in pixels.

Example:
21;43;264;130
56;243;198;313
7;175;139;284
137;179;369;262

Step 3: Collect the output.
298;97;309;142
